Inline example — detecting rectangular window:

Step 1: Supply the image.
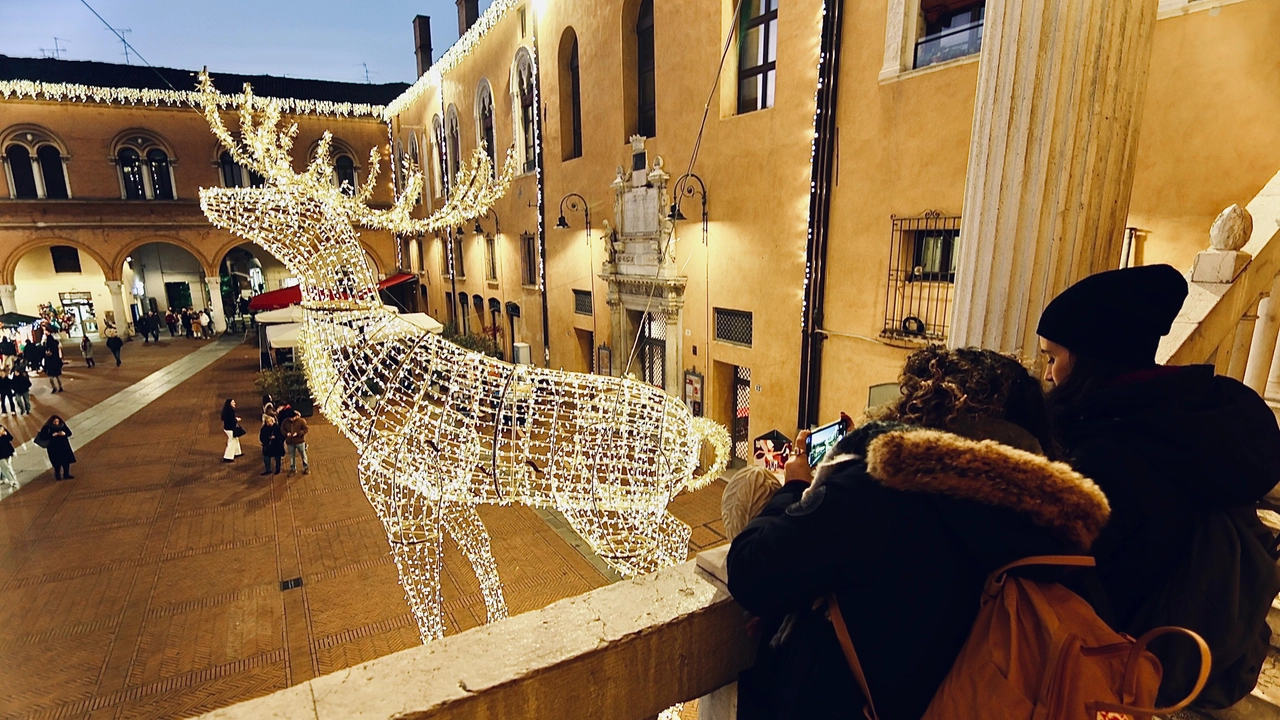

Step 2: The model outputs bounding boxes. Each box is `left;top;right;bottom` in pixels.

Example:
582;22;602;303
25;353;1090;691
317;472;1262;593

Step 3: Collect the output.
520;233;538;286
485;236;498;281
738;0;778;114
573;289;593;315
882;212;960;342
453;237;466;278
714;308;753;347
50;245;82;274
914;1;985;70
445;291;456;326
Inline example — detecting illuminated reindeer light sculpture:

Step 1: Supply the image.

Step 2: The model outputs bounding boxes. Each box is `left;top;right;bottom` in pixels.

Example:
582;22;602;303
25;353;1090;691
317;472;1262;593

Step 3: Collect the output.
196;75;730;642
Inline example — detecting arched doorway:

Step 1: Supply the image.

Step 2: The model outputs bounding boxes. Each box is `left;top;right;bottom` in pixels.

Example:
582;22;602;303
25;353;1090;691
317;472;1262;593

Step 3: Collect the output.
120;241;213;337
219;243;292;327
10;242;113;337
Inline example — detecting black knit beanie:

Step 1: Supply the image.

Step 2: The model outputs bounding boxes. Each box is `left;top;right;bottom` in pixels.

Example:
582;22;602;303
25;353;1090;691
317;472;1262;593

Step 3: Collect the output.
1036;264;1188;368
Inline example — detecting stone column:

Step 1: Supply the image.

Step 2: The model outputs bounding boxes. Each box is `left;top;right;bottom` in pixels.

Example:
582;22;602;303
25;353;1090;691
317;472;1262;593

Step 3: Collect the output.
948;0;1160;359
1226;300;1260;382
0;284;16;314
204;277;226;334
1244;273;1280;396
664;303;682;399
105;280;131;338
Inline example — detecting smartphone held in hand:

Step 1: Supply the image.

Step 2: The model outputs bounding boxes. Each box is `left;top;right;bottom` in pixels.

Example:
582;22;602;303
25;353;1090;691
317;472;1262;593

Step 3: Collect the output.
805;418;849;467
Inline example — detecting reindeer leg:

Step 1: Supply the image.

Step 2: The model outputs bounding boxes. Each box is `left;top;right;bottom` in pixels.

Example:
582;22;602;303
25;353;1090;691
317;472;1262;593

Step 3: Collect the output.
440;500;508;624
358;462;446;643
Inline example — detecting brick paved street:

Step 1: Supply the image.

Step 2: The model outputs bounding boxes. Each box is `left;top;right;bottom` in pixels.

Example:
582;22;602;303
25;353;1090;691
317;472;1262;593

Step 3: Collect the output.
0;340;729;719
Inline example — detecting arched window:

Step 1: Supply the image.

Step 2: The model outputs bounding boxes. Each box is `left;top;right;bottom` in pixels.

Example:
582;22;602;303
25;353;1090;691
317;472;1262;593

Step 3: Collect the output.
36;146;69;199
3;126;71;199
114;132;176;200
394;139;405;193
118;148;146;200
335;154;357;195
476;80;497;177
432;115;447;198
635;0;657;138
559;29;583;160
407;133;422;204
219;151;264;188
514;51;537;172
5;145;37;199
147;148;174;200
445;106;462;183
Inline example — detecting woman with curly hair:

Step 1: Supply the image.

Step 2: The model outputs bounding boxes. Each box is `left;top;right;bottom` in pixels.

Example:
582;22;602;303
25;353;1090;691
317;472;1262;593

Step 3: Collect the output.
727;346;1110;720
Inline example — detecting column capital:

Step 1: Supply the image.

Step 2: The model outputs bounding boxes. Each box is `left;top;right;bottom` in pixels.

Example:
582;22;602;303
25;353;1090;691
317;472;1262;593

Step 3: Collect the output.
0;284;15;292
104;280;123;292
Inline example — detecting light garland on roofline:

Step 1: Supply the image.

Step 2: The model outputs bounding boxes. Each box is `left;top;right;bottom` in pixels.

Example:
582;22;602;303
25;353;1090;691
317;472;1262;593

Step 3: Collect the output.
196;74;731;643
0;78;386;118
383;0;522;120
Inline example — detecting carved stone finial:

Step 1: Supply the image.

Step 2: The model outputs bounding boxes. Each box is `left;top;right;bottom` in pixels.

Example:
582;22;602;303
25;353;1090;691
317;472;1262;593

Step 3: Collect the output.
1209;204;1253;251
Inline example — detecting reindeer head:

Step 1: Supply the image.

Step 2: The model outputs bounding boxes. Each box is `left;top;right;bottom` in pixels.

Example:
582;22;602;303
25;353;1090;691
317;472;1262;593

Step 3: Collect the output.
196;72;516;309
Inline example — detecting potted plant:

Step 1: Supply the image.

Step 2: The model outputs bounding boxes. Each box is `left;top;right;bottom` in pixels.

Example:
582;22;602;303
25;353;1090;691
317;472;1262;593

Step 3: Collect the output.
255;366;315;417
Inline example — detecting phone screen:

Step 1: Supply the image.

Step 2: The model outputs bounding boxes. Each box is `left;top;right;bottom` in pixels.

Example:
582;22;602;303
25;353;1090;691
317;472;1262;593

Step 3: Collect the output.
806;418;847;467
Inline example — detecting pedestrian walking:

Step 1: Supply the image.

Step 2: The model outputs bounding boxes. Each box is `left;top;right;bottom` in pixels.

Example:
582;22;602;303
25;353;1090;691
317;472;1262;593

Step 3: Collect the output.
201;309;215;338
191;311;203;339
80;335;95;368
11;369;31;415
138;314;152;344
148;312;162;342
105;327;123;366
0;372;14;415
259;414;285;475
43;340;63;393
221;398;244;462
165;310;178;337
36;415;74;480
181;310;194;338
0;334;16;359
0;422;16;489
280;408;310;475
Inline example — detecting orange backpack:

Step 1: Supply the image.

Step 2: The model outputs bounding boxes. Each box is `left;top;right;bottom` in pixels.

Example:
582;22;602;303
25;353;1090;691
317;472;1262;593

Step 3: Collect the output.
829;556;1212;720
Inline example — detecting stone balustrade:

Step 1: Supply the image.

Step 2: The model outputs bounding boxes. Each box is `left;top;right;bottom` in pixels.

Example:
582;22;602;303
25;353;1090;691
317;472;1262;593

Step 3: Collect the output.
1158;167;1280;405
190;546;753;720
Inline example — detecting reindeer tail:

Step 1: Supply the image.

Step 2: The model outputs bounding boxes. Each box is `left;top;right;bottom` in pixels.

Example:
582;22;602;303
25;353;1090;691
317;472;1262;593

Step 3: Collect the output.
685;417;732;492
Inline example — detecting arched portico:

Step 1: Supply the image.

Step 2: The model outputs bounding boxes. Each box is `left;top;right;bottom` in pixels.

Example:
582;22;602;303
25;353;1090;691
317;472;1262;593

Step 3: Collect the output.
3;239;116;335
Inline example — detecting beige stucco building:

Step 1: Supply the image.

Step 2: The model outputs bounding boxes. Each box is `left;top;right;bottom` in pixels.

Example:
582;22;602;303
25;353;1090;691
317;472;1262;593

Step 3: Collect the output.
0;57;407;336
386;0;1280;457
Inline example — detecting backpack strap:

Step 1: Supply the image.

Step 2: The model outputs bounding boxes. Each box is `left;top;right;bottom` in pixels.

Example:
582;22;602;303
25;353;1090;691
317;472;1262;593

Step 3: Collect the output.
992;554;1097;579
827;594;881;720
1094;626;1213;716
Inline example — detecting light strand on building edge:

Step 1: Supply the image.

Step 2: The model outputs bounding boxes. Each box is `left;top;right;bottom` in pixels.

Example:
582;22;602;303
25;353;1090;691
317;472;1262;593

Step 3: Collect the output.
0;79;386;118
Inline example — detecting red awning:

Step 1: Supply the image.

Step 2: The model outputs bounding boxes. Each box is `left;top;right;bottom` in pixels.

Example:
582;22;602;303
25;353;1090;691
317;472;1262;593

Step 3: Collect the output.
248;273;417;312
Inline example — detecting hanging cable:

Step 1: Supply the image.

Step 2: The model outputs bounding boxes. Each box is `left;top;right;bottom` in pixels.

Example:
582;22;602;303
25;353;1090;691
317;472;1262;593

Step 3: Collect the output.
77;0;178;91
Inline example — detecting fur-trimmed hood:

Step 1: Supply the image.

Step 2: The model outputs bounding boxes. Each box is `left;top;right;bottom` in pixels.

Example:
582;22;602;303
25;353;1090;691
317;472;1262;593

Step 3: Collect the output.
812;427;1110;552
865;429;1109;552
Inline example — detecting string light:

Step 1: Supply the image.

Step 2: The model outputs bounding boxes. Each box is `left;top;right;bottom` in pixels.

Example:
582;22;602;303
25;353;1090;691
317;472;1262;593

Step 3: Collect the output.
0;78;386;118
384;0;522;120
196;75;730;643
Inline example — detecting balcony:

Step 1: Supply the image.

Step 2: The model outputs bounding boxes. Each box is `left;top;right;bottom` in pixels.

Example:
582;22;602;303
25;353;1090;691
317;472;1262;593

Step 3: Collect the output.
192;546;754;720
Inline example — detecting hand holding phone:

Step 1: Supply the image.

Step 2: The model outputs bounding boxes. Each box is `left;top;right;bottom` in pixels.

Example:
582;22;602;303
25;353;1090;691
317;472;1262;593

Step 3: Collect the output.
805;417;849;467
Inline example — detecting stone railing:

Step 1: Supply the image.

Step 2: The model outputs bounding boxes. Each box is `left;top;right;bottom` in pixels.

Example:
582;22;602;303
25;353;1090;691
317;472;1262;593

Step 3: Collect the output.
192;546;754;720
1158;167;1280;404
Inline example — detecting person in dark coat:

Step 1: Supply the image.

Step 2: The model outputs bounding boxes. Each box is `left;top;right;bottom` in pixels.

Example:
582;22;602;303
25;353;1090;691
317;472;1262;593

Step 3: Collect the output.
165;310;178;337
221;398;242;462
0;372;13;414
0;335;16;358
43;339;64;392
37;415;75;480
1038;264;1280;708
105;328;124;366
22;340;43;373
727;347;1111;720
11;368;31;415
0;421;16;488
259;414;285;475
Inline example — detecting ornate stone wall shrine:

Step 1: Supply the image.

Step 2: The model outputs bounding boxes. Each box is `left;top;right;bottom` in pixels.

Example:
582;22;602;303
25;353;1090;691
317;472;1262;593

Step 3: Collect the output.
602;137;687;393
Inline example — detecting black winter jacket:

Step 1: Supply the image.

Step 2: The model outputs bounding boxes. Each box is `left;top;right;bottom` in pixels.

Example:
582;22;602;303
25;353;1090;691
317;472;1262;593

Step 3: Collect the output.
0;428;14;459
727;423;1110;720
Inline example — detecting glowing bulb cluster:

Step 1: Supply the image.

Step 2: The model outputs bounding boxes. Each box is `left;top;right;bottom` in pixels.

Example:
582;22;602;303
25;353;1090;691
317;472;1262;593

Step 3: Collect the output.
196;77;730;643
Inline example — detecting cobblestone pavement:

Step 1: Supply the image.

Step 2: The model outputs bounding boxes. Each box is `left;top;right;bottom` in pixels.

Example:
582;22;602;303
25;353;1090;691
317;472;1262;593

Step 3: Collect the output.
0;340;729;719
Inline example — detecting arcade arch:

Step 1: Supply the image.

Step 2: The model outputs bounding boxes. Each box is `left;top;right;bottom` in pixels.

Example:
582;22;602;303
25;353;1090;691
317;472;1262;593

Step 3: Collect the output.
7;241;113;337
120;241;219;331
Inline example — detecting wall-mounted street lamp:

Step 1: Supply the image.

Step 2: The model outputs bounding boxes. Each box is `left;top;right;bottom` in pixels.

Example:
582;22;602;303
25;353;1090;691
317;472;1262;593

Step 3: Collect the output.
473;208;500;236
556;193;591;238
668;173;708;241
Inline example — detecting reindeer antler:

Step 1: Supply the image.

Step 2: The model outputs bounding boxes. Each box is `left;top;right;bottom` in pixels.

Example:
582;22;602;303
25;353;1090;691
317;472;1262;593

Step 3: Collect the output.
196;71;515;233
